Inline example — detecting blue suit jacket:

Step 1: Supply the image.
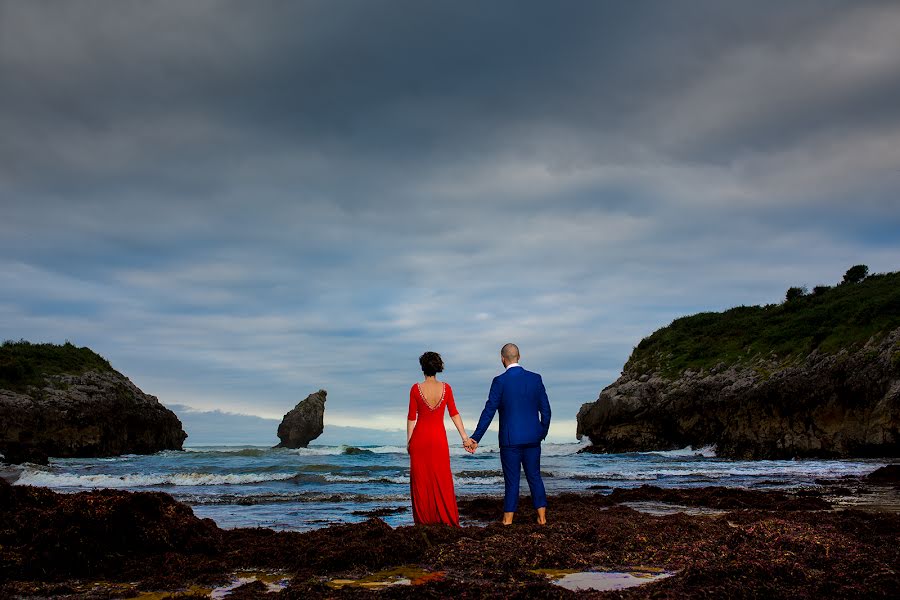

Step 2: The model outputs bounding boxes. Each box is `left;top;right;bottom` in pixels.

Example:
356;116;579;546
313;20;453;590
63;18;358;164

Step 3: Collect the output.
471;366;551;447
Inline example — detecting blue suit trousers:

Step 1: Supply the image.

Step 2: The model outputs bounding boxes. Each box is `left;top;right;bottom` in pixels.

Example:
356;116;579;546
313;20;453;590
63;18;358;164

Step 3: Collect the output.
499;443;547;513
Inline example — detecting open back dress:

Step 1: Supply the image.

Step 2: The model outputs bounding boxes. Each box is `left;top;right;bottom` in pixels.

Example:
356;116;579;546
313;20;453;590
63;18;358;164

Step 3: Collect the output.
407;381;460;526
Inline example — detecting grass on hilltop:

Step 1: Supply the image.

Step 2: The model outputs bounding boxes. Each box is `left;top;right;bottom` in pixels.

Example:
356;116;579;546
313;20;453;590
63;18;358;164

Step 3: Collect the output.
0;340;113;393
625;270;900;378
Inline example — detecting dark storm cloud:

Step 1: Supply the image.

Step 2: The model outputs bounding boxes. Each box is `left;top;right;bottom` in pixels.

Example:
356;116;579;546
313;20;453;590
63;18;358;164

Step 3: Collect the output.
2;1;900;440
4;1;888;191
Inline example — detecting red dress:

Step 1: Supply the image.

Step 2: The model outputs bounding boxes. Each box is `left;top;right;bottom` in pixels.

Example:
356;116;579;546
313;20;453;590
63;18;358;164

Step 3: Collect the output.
407;381;460;526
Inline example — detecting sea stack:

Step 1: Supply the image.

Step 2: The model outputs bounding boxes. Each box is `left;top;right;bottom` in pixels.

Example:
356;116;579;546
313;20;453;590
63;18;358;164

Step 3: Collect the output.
276;389;327;448
0;341;187;465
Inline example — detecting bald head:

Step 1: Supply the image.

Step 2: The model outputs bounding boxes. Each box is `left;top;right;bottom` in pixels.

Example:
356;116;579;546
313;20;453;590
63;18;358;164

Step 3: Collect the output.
500;343;520;363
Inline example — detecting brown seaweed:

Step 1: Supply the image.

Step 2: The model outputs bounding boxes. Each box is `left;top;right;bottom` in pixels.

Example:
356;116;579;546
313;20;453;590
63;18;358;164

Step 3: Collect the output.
2;475;898;598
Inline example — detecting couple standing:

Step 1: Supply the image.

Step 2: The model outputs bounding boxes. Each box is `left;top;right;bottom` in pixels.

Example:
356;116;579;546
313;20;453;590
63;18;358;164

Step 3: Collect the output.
406;343;551;526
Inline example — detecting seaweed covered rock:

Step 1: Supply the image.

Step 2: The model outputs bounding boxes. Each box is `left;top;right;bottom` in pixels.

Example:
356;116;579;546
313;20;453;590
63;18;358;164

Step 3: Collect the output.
0;478;222;579
866;464;900;484
276;389;327;448
0;341;187;465
2;480;898;598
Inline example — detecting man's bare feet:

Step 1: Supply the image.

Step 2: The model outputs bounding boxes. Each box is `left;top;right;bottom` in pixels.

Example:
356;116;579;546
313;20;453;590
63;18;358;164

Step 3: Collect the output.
536;507;547;525
502;511;514;525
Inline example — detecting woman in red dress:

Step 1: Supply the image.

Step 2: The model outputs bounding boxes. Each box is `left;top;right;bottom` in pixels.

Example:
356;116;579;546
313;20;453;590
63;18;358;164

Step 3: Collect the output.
407;351;472;526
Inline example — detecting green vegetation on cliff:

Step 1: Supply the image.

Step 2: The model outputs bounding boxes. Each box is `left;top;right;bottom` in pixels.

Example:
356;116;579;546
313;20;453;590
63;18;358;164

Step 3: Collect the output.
0;340;113;392
626;269;900;378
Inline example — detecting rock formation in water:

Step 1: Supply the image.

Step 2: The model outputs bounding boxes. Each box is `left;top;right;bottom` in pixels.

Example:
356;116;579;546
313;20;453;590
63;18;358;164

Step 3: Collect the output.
577;271;900;459
276;389;326;448
0;342;187;465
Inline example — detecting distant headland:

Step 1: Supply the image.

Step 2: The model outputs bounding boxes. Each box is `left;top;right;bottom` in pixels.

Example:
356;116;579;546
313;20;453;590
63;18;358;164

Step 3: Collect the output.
578;266;900;459
0;340;187;464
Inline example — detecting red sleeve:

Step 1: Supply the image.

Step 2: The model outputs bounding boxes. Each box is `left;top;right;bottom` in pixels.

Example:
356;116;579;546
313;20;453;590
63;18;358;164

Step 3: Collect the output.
445;384;459;417
407;385;418;420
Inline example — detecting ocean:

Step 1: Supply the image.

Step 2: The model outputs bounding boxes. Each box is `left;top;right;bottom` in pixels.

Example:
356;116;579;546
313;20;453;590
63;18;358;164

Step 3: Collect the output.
6;443;889;531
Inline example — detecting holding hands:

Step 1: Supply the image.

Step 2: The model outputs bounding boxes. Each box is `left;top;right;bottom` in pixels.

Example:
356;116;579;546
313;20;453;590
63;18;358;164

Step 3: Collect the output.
463;437;478;454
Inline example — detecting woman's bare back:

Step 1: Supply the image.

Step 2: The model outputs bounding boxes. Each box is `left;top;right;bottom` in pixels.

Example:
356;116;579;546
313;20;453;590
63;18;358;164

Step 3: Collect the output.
418;379;444;409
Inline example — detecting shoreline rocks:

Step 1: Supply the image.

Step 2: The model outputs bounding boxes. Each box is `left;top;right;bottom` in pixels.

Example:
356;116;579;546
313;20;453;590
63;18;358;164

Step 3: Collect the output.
1;370;187;465
2;472;898;598
867;464;900;484
577;328;900;459
276;389;326;448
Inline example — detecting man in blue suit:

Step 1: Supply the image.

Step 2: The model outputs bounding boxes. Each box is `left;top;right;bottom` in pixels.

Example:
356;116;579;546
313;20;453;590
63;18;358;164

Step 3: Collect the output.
466;343;551;525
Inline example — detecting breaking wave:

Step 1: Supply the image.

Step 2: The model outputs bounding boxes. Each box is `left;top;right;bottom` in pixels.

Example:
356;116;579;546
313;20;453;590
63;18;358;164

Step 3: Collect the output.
172;491;409;506
322;474;410;485
13;469;298;488
455;476;505;486
640;445;718;458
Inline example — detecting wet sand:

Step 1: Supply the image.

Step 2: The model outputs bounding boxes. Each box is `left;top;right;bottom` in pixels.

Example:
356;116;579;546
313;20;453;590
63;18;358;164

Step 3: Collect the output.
1;468;898;598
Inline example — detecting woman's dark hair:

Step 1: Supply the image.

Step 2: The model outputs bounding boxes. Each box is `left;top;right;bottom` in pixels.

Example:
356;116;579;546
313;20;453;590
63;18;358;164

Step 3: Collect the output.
419;351;444;377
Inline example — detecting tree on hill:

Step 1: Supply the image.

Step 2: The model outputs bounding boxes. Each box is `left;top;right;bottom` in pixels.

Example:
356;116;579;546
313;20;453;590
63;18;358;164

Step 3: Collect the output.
785;286;807;302
842;264;869;284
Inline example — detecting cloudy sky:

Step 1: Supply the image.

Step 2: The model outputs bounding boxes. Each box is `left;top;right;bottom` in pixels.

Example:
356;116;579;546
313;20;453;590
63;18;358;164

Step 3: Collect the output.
2;1;899;444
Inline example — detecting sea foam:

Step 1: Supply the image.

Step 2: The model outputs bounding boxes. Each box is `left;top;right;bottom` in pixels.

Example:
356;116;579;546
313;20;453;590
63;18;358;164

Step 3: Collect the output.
13;469;298;488
640;445;718;458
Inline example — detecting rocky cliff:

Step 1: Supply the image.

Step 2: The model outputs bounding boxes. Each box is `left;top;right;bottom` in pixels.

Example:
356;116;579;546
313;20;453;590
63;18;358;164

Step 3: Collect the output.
577;271;900;459
578;329;900;459
1;361;187;464
276;389;326;448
